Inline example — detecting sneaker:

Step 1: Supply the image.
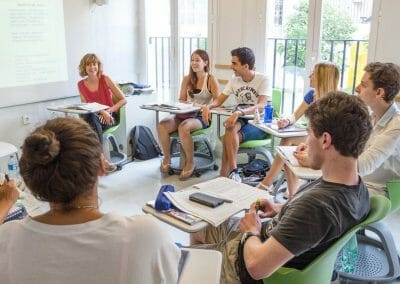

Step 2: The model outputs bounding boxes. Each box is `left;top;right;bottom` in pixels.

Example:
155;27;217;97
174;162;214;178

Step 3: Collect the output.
242;174;264;183
228;169;242;183
256;182;275;195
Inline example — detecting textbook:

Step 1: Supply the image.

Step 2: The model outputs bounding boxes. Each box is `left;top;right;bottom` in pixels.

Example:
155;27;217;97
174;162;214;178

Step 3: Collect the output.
146;200;202;225
59;102;109;113
4;203;27;223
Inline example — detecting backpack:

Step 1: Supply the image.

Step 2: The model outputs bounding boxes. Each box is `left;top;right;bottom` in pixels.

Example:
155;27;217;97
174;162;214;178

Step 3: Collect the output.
242;158;270;177
129;125;162;160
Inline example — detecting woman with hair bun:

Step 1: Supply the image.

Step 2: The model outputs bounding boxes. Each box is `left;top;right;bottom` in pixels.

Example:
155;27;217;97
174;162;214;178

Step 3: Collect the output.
0;117;180;284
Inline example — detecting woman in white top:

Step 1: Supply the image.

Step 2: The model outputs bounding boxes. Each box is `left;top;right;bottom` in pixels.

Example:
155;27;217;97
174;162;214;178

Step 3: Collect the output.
158;49;219;180
0;117;180;284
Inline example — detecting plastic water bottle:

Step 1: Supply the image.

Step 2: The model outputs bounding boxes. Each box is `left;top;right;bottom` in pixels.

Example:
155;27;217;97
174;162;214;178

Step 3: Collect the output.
254;108;260;124
264;101;274;124
341;234;358;273
7;154;19;179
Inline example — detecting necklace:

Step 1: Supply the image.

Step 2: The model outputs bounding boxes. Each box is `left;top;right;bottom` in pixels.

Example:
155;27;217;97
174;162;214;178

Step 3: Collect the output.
74;204;99;209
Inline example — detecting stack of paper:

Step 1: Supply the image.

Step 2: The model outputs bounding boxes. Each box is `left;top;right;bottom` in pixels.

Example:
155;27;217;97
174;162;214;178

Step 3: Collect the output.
164;177;272;227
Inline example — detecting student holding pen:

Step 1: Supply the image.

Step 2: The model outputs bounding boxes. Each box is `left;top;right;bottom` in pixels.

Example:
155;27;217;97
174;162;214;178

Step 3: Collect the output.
256;62;339;199
0;175;19;224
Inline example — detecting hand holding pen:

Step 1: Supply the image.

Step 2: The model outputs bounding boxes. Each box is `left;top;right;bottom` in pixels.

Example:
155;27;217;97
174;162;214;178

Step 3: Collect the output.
293;143;310;167
0;174;19;206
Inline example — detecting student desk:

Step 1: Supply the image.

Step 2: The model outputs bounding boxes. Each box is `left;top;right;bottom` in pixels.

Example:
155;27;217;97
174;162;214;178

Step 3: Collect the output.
140;103;201;127
275;146;322;180
210;107;253;137
142;177;272;233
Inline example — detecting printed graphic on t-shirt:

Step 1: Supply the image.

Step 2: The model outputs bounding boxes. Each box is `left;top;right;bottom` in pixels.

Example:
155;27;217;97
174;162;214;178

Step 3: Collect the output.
234;85;259;104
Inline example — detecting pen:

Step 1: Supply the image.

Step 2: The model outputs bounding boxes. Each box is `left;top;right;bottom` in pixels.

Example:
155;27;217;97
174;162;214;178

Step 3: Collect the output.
220;197;233;203
5;174;10;182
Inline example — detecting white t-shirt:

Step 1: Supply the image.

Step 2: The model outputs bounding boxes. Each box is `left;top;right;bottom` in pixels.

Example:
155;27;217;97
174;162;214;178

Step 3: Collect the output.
222;72;270;104
0;213;180;284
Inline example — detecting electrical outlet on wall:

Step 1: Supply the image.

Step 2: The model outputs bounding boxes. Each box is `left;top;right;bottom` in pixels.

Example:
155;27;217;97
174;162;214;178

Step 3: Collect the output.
22;115;31;125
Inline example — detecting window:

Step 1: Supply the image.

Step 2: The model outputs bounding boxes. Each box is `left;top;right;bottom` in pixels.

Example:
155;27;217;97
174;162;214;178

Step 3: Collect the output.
265;0;373;114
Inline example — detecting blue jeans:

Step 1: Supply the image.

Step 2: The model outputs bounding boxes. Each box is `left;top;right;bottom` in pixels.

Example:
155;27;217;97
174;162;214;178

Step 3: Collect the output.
238;118;268;142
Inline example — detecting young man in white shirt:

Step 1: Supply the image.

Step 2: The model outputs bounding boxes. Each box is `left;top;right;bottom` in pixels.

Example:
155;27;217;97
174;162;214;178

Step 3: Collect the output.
202;47;270;178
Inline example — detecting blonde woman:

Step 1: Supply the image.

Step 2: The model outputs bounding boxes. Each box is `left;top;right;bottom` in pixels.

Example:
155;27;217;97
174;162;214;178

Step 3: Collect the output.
257;62;340;198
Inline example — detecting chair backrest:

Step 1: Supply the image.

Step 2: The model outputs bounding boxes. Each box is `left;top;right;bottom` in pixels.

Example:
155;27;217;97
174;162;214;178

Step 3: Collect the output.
264;195;391;284
386;179;400;213
271;88;282;117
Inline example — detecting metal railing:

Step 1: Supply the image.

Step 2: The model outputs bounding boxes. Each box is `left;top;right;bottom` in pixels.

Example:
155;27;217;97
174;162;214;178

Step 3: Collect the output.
148;36;368;112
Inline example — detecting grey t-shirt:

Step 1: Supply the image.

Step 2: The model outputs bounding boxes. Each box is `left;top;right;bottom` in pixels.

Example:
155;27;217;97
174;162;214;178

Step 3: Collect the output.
266;177;370;269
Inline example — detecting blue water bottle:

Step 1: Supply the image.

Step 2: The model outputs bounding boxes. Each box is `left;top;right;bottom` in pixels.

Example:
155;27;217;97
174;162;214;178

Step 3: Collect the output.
264;101;274;124
341;234;358;273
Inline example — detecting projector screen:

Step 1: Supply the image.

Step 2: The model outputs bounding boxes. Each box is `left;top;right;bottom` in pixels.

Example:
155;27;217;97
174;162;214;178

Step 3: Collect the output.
0;0;68;88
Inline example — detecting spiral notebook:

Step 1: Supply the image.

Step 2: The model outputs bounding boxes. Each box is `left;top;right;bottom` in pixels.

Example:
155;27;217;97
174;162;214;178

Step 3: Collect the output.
4;203;28;223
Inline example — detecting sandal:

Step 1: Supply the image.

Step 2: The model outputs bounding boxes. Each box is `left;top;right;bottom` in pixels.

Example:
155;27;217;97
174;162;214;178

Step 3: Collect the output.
256;182;275;195
179;165;195;180
105;163;117;174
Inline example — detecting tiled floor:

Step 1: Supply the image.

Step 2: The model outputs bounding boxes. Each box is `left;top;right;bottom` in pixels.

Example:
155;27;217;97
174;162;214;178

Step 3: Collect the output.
99;157;400;282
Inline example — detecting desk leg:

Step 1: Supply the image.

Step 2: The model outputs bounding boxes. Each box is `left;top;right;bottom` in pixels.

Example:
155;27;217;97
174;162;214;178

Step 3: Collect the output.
217;114;222;137
155;110;160;128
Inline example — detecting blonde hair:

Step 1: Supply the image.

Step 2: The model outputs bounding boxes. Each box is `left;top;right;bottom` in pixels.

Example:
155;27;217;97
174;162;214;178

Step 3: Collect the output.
78;53;104;77
313;62;340;101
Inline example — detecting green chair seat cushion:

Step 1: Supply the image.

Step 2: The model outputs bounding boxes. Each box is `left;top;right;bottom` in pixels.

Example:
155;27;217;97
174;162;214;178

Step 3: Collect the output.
170;127;211;138
239;138;272;148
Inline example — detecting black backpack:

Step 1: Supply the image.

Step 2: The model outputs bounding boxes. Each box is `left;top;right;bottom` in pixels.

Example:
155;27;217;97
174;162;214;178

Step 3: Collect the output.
242;159;270;177
129;126;162;161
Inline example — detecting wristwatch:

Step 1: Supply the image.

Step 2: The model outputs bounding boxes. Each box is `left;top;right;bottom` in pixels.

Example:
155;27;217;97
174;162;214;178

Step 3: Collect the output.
240;231;261;245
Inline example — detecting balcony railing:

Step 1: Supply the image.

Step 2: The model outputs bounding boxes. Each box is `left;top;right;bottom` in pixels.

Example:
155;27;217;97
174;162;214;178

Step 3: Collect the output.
147;36;368;113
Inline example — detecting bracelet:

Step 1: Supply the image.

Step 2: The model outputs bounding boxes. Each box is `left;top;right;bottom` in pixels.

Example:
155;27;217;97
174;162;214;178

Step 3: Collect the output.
240;231;261;245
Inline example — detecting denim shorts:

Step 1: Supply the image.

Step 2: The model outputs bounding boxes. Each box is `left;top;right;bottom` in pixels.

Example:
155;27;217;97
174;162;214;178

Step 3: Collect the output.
238;118;268;142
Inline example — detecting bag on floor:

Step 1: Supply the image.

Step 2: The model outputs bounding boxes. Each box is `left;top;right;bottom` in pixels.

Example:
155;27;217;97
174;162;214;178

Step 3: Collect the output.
242;158;270;177
129;125;162;161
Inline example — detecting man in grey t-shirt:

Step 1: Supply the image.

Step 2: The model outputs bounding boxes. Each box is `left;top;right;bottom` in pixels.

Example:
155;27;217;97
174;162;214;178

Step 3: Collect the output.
191;92;372;283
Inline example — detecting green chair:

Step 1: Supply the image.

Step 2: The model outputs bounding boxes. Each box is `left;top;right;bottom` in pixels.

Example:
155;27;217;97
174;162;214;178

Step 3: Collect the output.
169;125;217;177
237;88;283;166
387;179;400;213
338;180;400;282
263;195;391;284
103;105;127;168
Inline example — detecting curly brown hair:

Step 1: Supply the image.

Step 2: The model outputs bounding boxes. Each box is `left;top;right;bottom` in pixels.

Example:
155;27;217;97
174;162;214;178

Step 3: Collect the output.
305;91;372;159
364;62;400;102
19;118;102;207
78;53;104;77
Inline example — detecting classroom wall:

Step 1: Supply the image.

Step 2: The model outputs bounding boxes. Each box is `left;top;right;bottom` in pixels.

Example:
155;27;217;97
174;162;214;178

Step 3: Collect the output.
0;0;152;151
368;0;400;65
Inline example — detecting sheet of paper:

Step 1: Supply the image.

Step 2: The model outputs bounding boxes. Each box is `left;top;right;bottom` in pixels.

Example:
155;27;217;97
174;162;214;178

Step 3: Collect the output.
164;177;272;227
276;146;299;166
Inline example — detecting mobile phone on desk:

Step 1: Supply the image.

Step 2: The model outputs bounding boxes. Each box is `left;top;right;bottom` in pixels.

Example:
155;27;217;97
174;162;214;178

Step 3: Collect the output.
189;192;224;208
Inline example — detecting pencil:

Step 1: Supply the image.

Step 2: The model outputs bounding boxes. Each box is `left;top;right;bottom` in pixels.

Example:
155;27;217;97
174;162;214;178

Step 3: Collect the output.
5;174;10;182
